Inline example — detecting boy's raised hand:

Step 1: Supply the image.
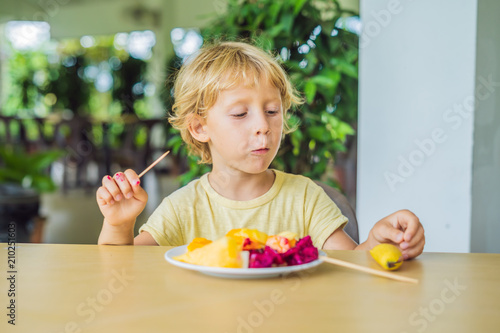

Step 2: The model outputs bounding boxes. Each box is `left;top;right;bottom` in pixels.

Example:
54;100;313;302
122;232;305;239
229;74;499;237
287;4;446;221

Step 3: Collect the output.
96;169;148;228
367;210;425;260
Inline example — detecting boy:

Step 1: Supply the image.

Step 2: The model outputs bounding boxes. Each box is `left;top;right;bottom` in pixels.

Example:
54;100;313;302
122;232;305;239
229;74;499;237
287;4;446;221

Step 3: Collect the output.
97;42;425;260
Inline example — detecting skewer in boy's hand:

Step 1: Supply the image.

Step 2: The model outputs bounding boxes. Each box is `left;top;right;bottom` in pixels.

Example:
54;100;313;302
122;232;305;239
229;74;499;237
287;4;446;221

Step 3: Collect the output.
96;169;148;228
367;209;425;260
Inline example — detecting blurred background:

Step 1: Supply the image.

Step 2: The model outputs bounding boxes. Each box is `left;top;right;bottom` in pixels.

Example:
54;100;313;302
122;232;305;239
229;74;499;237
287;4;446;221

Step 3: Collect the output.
0;0;498;253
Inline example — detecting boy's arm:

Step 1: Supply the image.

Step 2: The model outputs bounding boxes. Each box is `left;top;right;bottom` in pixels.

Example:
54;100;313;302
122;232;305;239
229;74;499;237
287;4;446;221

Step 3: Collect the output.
134;231;159;245
322;228;357;250
96;169;148;245
98;217;161;245
98;223;158;245
98;219;135;245
322;210;425;260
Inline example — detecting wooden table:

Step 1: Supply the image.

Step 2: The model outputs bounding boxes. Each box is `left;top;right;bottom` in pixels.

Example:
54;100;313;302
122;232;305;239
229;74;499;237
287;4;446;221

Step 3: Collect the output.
1;244;499;333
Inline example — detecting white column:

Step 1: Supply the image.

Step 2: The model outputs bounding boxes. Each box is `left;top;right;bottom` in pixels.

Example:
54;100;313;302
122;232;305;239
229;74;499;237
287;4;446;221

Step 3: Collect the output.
470;0;500;253
357;0;478;252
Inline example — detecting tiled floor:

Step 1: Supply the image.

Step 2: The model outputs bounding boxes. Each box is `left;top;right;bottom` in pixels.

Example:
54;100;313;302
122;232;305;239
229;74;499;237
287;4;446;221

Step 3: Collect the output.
40;173;181;244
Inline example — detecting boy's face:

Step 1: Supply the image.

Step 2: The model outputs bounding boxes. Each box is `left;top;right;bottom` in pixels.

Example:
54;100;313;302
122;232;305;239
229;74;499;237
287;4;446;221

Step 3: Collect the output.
201;78;283;176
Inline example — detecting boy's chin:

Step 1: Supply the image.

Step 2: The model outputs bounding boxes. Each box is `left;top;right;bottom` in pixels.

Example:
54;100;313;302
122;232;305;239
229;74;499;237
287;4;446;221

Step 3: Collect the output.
230;164;273;175
219;155;276;175
247;164;275;175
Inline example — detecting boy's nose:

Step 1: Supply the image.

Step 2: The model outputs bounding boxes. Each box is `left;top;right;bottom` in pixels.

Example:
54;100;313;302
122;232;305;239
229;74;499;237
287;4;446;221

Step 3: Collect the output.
254;111;271;135
255;119;271;135
256;126;271;135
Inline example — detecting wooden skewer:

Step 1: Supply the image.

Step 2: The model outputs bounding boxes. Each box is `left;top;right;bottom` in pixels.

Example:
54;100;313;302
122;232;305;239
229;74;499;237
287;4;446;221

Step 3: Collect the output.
319;255;419;284
138;151;170;178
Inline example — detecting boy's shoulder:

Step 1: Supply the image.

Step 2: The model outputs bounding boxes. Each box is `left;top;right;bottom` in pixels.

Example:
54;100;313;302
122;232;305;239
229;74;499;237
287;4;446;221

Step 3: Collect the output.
166;176;205;203
272;170;327;202
164;170;322;204
275;169;320;190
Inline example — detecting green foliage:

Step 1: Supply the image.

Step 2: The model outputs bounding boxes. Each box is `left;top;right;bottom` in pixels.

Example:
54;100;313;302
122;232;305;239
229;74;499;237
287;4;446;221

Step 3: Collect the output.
111;56;146;115
2;36;150;156
166;0;358;186
3;51;49;115
4;37;148;119
0;147;66;193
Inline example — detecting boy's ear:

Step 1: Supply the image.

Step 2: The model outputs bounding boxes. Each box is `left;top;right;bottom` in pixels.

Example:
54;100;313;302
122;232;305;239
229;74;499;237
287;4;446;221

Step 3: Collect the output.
187;114;210;143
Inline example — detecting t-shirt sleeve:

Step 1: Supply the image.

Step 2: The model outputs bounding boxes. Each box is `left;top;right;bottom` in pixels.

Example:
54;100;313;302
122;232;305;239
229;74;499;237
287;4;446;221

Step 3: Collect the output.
138;197;184;246
306;185;348;249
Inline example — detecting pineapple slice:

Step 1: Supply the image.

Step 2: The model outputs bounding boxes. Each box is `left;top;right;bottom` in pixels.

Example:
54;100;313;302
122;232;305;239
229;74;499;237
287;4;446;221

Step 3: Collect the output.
174;236;242;268
187;237;212;252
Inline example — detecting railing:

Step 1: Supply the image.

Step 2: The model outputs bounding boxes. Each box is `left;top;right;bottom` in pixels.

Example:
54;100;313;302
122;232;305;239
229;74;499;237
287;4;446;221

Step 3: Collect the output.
0;114;170;191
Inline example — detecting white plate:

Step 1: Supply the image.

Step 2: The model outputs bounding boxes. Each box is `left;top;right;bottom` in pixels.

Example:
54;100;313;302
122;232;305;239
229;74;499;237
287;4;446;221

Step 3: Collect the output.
165;245;325;279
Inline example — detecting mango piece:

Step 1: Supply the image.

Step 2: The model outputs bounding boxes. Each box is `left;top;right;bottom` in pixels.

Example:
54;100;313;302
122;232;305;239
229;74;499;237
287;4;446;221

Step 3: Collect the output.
174;236;242;268
187;237;212;252
226;228;268;250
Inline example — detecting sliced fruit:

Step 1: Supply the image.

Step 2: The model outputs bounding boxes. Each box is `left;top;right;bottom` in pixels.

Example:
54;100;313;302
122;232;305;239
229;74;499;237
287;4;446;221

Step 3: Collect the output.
187;237;212;252
174;236;242;268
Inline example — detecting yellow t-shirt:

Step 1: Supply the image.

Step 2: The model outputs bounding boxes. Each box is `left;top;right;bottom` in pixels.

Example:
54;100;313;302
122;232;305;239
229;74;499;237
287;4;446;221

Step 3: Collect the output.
139;170;347;249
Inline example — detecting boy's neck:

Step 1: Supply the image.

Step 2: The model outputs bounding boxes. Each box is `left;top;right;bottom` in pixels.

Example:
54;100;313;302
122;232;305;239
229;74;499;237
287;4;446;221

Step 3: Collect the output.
207;169;276;201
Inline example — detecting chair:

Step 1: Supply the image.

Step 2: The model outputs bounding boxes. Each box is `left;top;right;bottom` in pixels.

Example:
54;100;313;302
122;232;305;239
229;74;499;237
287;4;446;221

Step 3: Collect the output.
314;181;359;244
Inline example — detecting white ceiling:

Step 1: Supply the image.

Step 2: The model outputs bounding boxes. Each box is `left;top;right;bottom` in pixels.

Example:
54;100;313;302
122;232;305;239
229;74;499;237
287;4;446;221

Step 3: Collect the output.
0;0;168;33
0;0;175;39
0;0;152;18
0;0;359;39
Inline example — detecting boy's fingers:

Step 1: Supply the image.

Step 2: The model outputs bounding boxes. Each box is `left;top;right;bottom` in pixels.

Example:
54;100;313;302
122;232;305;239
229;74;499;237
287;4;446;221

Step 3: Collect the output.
114;172;133;199
398;223;424;259
102;175;123;201
375;222;404;244
96;186;115;206
402;238;425;259
124;169;148;201
388;210;417;239
398;213;421;243
404;225;425;248
124;169;141;191
372;210;425;259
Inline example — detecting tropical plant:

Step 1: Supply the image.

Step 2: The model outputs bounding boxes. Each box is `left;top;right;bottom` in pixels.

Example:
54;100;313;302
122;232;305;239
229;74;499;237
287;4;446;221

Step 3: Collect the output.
3;50;50;115
2;36;151;164
0;147;65;193
165;0;359;187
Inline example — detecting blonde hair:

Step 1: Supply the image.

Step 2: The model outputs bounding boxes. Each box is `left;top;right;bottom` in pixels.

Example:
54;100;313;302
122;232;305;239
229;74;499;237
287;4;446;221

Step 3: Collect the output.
168;41;303;164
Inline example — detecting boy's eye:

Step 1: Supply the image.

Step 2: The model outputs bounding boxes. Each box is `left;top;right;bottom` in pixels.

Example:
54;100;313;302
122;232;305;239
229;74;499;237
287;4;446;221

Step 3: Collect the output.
231;112;247;118
266;110;279;115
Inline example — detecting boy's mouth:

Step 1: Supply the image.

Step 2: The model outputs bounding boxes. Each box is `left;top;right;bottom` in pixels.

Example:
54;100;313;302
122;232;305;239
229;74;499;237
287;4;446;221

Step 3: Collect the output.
251;148;270;155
